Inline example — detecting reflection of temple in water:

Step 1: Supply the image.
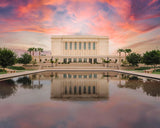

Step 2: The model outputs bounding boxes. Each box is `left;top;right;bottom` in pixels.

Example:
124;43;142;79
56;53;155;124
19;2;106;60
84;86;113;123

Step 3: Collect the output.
51;72;110;100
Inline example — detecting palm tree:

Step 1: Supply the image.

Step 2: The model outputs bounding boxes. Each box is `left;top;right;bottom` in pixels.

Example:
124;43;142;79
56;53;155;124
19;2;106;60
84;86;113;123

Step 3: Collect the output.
117;49;124;66
37;48;43;56
29;48;35;56
37;48;43;62
117;49;124;57
125;49;132;55
27;48;33;55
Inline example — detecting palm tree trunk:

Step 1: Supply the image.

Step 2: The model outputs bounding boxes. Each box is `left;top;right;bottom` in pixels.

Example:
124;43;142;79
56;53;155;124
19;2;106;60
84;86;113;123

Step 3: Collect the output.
39;51;40;62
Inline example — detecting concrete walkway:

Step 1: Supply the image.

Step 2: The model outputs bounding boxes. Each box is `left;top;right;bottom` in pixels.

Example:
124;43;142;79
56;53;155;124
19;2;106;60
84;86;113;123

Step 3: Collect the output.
0;68;160;80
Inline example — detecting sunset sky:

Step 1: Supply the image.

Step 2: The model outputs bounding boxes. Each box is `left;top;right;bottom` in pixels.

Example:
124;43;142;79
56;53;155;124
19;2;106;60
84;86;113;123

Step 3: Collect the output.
0;0;160;54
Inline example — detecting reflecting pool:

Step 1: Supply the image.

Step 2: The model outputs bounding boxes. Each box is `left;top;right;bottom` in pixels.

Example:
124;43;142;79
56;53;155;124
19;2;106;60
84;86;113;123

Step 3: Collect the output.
0;71;160;128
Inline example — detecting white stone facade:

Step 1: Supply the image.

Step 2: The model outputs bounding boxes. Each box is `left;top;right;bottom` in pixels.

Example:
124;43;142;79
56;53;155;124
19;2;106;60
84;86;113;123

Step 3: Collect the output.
51;35;109;63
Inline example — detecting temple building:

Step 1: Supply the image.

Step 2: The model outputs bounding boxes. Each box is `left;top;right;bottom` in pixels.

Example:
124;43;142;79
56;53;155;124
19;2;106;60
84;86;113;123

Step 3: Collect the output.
33;35;123;67
51;35;109;63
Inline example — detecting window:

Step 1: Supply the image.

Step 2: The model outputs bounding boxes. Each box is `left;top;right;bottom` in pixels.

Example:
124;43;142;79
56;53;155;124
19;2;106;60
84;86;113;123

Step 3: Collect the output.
88;42;91;50
93;42;95;50
84;75;87;78
68;74;71;78
73;75;77;78
75;42;77;50
84;42;86;50
68;58;71;63
74;58;77;63
79;58;82;62
78;75;82;78
63;74;67;78
65;42;67;50
84;58;87;63
79;42;81;50
70;42;72;50
94;74;97;78
63;58;67;63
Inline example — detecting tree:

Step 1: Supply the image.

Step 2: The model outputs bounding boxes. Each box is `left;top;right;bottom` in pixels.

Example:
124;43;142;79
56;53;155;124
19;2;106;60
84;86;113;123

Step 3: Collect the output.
29;47;36;56
37;48;43;56
32;48;37;56
18;53;32;65
126;52;141;66
27;48;33;55
0;48;16;70
125;49;132;55
0;79;17;99
117;49;124;57
143;50;160;69
37;48;43;62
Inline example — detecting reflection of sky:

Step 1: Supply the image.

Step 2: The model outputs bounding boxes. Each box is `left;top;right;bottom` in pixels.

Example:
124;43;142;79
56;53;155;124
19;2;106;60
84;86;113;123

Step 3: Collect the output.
0;93;160;128
0;0;160;53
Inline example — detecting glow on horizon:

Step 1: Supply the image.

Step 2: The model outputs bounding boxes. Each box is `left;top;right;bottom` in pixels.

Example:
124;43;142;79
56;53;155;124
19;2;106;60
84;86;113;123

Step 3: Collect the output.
0;0;160;54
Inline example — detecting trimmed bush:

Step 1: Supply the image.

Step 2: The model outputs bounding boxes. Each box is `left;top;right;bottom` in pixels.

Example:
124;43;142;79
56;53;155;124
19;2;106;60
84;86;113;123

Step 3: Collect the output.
154;69;160;72
8;66;25;70
135;67;151;70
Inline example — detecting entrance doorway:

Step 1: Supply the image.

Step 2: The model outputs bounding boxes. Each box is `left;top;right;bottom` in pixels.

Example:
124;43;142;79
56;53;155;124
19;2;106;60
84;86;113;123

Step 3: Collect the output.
89;58;92;64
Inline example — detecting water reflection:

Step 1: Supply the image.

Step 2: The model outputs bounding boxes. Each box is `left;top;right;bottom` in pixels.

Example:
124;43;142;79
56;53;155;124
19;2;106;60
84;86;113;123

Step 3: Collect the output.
17;76;43;89
0;79;17;99
50;72;109;100
0;72;160;100
0;72;160;128
118;74;160;97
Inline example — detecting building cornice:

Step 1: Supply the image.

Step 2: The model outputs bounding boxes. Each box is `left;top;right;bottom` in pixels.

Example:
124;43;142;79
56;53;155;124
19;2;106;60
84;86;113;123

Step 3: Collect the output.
51;35;109;39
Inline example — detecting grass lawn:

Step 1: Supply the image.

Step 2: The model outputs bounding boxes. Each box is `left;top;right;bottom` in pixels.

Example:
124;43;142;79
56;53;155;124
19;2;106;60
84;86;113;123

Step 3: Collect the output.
16;69;36;73
125;69;160;74
125;69;144;73
0;69;36;75
0;71;7;74
152;72;160;74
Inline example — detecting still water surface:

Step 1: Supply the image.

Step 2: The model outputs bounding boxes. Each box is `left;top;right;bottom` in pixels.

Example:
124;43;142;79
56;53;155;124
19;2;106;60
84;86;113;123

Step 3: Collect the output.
0;71;160;128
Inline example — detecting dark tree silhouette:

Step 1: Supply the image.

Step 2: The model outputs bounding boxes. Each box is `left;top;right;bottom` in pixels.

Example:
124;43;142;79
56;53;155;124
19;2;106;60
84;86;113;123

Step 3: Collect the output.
0;79;17;99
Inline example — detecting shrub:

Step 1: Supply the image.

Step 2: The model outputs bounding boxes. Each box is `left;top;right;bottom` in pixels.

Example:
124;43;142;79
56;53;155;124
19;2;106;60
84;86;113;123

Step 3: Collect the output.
154;69;160;72
0;69;6;72
8;66;25;70
135;67;151;70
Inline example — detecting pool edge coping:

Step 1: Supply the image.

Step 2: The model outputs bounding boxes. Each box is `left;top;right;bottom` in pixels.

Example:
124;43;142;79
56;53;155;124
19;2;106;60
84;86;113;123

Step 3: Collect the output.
0;69;160;81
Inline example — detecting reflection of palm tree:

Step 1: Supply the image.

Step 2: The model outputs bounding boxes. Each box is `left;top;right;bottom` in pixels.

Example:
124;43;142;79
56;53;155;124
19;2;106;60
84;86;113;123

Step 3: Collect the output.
0;79;17;99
